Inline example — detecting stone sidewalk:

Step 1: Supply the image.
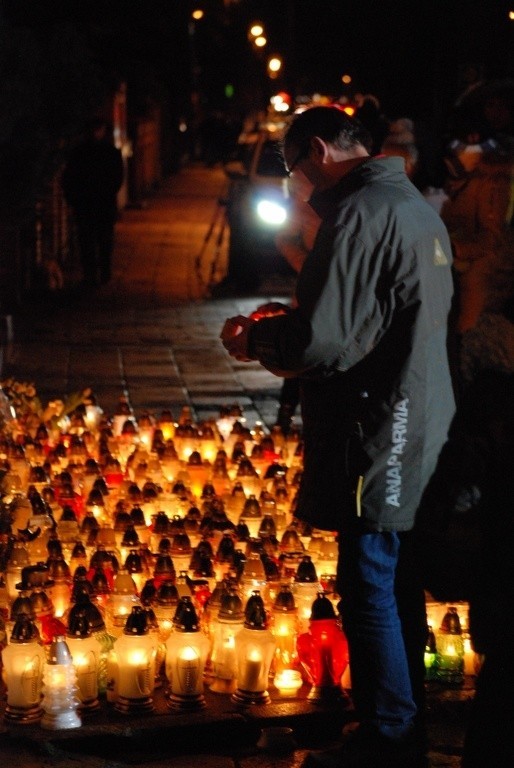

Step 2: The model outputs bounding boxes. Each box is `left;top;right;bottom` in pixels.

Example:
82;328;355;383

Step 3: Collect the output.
1;163;297;429
0;680;469;768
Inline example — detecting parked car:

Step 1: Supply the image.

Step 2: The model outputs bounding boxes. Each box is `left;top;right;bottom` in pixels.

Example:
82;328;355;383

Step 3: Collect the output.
220;123;296;292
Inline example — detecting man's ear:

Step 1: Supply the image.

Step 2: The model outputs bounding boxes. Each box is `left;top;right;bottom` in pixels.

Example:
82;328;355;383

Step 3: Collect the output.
310;136;329;163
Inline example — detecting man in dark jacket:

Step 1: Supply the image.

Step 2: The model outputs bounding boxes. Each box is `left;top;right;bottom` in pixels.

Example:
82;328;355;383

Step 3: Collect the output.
221;106;455;767
62;118;124;286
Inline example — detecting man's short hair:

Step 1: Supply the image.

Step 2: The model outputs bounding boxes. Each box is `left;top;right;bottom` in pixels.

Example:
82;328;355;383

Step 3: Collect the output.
284;106;370;153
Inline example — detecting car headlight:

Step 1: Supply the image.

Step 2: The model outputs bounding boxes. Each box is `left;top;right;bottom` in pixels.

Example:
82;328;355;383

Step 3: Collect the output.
256;198;288;226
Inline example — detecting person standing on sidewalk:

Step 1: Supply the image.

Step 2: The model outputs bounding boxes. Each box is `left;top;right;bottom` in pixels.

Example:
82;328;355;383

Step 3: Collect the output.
62;118;124;287
221;106;455;768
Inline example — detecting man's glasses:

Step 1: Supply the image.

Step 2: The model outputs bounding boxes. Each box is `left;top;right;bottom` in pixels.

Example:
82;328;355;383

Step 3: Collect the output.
285;146;309;177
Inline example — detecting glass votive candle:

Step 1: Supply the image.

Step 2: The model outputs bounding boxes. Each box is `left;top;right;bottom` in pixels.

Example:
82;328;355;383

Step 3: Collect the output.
273;668;303;697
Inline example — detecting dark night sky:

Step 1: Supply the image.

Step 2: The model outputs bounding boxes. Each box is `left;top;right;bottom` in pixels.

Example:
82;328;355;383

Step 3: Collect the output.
2;0;513;129
0;0;512;215
250;0;513;121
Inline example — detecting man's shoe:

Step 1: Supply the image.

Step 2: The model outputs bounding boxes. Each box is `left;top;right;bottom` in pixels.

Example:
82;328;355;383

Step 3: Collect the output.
301;725;428;768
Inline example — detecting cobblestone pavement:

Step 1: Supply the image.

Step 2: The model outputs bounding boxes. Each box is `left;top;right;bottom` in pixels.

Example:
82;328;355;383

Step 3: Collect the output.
2;163;297;429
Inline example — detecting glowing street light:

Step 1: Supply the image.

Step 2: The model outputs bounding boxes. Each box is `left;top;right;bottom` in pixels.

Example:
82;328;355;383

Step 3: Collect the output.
268;57;282;75
248;21;267;49
249;23;264;38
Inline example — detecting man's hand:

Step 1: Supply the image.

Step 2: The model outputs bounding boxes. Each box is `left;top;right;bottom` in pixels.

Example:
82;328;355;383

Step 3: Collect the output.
220;315;255;361
250;302;290;319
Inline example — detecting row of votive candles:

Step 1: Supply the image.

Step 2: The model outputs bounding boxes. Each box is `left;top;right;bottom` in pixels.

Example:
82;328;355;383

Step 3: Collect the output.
1;587;350;728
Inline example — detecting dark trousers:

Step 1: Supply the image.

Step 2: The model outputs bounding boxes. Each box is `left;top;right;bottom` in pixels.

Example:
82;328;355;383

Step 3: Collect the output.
276;377;301;433
337;529;427;739
76;216;115;284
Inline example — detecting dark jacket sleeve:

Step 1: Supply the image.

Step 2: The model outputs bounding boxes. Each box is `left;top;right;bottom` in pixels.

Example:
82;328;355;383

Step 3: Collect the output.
249;222;411;378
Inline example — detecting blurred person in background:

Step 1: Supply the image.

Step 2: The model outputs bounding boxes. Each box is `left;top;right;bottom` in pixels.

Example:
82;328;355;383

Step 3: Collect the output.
440;92;514;338
482;83;514;148
380;117;447;202
354;94;389;156
380;118;419;181
62;118;124;287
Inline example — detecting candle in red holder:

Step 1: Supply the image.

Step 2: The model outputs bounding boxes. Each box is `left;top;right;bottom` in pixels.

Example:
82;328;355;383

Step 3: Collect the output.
297;591;349;703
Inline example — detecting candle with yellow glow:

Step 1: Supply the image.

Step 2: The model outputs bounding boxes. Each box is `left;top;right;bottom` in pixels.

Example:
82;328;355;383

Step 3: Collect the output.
66;609;101;711
435;606;465;686
198;429;218;463
209;588;244;694
165;597;210;709
158;410;175;441
274;668;303;696
176;645;201;694
117;645;154;699
1;615;46;722
240;648;263;691
112;607;156;713
271;585;298;673
462;633;478;676
232;592;276;705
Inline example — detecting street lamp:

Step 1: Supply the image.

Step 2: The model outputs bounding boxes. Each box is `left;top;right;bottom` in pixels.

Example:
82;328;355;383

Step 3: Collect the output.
188;6;206;160
267;56;282;80
249;22;264;38
248;22;267;50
